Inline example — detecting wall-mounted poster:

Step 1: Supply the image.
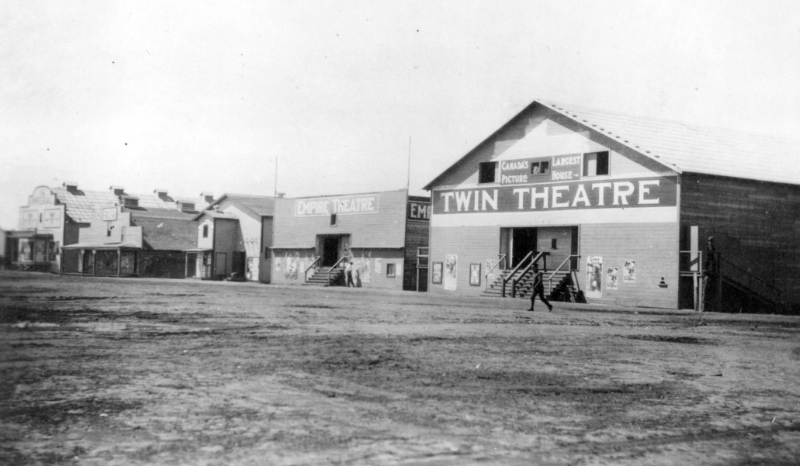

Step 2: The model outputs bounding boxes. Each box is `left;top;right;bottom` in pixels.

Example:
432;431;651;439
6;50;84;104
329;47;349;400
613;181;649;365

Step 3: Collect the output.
623;261;636;283
374;258;382;275
606;267;619;290
470;263;481;286
356;252;371;284
485;259;496;283
444;254;458;291
432;262;443;284
586;256;603;298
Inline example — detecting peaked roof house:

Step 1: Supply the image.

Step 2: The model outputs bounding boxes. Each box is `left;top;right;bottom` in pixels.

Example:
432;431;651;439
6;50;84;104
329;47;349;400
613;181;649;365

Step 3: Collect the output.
189;194;277;282
424;99;800;313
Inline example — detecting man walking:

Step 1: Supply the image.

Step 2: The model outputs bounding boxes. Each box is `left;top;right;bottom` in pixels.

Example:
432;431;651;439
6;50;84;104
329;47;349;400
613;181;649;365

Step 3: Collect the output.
527;264;553;312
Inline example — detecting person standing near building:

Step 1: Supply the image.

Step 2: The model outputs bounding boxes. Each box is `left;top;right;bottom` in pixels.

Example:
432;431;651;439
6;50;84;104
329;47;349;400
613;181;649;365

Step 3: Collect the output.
701;236;717;312
345;259;355;287
527;264;553;312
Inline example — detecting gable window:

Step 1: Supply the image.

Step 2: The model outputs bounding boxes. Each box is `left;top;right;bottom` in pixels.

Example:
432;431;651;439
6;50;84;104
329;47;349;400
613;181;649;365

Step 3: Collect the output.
583;151;609;176
478;162;497;184
330;213;338;227
531;161;550;176
202;224;209;238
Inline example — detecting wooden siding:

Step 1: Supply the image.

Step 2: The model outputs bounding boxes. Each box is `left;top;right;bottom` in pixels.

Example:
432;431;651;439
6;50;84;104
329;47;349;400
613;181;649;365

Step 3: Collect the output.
428;225;501;296
270;247;405;290
403;219;429;291
681;173;800;303
579;223;679;309
272;190;408;249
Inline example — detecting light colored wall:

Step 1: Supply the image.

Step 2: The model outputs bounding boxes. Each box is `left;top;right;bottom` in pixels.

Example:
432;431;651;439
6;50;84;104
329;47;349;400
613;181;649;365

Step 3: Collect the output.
271;247;405;290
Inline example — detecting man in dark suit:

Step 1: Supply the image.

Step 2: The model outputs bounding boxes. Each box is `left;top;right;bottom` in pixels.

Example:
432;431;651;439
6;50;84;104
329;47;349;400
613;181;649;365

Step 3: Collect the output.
527;264;553;312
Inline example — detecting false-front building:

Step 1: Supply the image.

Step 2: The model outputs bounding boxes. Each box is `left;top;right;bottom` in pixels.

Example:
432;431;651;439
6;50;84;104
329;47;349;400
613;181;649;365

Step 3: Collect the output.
424;100;800;312
270;189;430;291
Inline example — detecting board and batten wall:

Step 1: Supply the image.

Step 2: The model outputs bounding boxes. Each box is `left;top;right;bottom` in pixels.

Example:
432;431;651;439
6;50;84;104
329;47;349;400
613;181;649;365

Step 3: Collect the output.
681;173;800;307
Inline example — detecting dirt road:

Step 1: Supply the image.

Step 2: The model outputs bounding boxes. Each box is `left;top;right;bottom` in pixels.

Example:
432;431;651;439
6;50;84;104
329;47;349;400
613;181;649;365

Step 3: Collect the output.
1;271;799;465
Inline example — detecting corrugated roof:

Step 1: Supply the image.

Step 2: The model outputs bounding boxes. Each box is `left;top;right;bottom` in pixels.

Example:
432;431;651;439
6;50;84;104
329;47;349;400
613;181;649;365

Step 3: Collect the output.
130;215;196;251
52;186;210;223
425;100;800;189
211;194;275;217
537;100;800;185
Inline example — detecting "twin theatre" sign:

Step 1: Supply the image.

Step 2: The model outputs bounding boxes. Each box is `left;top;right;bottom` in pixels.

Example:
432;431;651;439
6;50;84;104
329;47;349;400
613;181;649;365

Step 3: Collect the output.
433;176;677;214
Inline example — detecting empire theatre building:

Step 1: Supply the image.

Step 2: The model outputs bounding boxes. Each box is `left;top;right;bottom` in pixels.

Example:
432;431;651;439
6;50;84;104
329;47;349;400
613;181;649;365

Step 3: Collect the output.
425;100;800;312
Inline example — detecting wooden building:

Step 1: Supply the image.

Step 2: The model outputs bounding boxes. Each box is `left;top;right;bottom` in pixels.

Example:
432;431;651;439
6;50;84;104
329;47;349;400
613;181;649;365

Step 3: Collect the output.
188;194;275;282
424;100;800;312
8;182;210;276
270;189;430;291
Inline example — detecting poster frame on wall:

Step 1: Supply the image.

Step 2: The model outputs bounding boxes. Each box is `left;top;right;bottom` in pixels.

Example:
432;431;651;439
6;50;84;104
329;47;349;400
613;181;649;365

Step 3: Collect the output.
469;263;481;286
431;262;443;284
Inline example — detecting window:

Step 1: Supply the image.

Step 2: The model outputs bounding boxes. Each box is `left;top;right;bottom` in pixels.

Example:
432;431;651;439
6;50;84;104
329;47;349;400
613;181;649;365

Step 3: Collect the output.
551;238;558;249
530;161;550;176
386;263;396;278
330;213;338;226
478;162;497;183
583;151;609;176
202;225;209;238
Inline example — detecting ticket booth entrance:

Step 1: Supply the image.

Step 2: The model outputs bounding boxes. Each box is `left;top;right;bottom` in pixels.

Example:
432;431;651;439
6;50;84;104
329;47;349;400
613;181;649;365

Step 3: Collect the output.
317;235;350;267
500;226;579;270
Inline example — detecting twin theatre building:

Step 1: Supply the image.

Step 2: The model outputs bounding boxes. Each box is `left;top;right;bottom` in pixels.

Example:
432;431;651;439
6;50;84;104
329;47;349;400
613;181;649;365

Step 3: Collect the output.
425;100;800;311
271;189;430;291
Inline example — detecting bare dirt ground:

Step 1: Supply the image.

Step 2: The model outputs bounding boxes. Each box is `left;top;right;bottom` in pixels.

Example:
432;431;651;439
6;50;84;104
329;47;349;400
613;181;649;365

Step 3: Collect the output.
1;271;799;465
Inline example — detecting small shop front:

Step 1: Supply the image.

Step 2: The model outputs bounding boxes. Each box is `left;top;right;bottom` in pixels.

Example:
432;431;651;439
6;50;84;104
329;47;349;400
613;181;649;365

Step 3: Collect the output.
62;243;140;276
4;230;58;272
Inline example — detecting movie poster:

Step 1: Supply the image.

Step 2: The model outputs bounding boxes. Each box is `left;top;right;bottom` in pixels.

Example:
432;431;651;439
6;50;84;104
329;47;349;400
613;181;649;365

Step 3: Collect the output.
623;260;636;283
485;259;496;284
586;256;603;298
606;267;619;290
444;254;458;291
374;258;382;275
357;252;371;284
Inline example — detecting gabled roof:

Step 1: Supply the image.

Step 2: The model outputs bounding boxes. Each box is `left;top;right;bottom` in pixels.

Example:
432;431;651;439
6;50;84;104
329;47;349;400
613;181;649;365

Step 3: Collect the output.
192;210;239;221
51;186;211;223
207;194;276;217
130;215;197;251
425;99;800;189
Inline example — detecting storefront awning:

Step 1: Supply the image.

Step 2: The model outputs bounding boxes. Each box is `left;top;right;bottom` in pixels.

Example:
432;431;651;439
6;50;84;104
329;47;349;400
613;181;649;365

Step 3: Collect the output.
62;242;141;250
185;248;213;252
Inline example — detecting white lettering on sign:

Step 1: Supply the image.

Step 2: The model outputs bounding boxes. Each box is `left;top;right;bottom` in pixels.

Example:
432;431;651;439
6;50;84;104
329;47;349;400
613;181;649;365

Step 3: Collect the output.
500;160;529;171
435;178;673;213
552;156;581;167
408;201;432;220
295;194;380;217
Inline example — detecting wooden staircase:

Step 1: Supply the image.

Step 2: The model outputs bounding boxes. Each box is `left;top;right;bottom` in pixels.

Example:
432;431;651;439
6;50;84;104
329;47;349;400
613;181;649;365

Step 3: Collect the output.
482;269;585;303
303;266;344;287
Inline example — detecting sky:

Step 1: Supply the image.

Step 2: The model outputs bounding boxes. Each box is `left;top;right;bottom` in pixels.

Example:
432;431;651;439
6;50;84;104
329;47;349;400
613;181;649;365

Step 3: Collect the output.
2;0;799;230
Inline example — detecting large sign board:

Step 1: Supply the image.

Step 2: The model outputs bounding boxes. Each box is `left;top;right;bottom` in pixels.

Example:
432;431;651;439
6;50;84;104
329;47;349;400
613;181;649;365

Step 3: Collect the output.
500;154;582;185
295;193;380;217
407;200;431;221
433;176;677;214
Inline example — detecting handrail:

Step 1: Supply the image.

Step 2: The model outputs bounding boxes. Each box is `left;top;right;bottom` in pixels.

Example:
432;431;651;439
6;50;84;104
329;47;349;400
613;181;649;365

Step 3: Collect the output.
502;251;533;297
304;256;321;282
484;254;507;290
511;251;548;298
327;256;348;286
678;250;785;312
547;254;581;292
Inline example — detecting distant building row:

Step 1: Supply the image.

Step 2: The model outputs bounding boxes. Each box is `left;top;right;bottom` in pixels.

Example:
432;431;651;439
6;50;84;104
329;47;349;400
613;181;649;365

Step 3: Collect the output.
3;183;431;292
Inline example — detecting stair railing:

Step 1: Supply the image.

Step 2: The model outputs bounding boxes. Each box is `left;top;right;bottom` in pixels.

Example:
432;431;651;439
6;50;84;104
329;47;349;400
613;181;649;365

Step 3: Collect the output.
484;254;507;291
502;251;532;297
717;254;785;313
304;256;321;283
679;250;786;313
327;256;348;286
547;254;581;293
511;251;549;298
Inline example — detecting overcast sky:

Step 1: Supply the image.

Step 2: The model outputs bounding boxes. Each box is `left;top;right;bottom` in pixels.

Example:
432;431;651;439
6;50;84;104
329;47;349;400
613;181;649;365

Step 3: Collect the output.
2;0;799;229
